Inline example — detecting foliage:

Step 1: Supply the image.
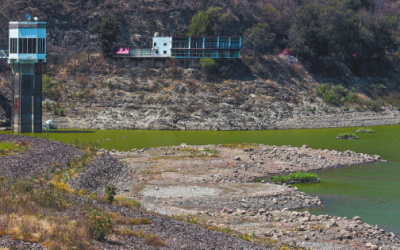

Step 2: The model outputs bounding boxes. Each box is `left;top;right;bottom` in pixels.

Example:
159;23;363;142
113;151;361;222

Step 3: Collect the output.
87;209;113;240
200;58;219;74
205;7;232;36
93;17;121;56
317;83;358;106
336;132;358;139
42;76;62;101
0;141;31;157
355;127;374;133
114;195;141;209
105;184;117;204
187;11;211;36
289;0;395;61
271;172;318;183
243;23;276;57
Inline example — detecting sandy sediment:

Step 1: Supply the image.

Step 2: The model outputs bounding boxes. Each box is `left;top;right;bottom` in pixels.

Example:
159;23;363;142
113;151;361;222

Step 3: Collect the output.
89;143;398;250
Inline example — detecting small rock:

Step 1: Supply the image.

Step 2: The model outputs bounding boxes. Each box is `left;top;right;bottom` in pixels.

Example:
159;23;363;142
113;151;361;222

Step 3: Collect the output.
272;198;277;204
353;216;361;221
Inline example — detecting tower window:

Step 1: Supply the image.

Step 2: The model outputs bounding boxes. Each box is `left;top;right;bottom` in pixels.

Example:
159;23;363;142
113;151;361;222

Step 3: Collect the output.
9;38;17;54
163;51;167;54
164;43;167;46
38;39;45;54
154;42;157;47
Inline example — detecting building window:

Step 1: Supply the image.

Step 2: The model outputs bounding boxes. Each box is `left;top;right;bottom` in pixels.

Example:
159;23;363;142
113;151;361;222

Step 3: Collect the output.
163;51;167;54
38;38;45;54
171;50;188;57
9;38;17;54
18;38;39;54
154;43;157;47
155;50;159;54
164;43;167;46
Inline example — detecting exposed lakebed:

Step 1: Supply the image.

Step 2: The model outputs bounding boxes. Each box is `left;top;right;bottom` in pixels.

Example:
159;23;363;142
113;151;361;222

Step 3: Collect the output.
2;124;400;234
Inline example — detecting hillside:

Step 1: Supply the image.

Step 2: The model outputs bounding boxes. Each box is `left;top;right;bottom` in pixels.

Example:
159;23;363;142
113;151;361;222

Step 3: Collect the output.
0;0;400;129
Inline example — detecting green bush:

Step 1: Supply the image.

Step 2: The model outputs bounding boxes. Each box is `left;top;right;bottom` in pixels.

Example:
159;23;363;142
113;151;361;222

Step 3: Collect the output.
200;58;219;74
43;76;62;100
271;172;318;183
397;106;400;111
337;132;357;139
105;184;117;204
317;83;358;106
87;209;112;240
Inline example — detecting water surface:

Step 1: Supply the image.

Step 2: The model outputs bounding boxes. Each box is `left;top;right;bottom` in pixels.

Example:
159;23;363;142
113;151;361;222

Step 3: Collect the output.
2;125;400;233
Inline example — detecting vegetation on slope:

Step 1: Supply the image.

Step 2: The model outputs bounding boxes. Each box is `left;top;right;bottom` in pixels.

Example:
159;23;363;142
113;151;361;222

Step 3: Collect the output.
271;172;319;183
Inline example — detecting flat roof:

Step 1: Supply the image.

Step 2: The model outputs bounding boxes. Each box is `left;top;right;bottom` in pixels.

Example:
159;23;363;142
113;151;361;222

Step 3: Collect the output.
9;22;46;29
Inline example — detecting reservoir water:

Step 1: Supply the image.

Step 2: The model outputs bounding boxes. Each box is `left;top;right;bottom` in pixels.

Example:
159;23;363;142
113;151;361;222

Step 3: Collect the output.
2;125;400;233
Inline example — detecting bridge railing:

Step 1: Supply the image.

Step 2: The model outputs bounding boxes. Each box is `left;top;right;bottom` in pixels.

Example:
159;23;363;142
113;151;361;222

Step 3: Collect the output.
0;50;8;60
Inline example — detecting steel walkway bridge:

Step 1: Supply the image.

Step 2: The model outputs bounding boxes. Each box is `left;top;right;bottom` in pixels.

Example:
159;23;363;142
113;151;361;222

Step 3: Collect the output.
0;50;8;61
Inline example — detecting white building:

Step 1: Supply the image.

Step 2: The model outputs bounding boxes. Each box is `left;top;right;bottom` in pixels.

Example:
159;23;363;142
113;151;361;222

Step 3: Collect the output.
116;34;241;59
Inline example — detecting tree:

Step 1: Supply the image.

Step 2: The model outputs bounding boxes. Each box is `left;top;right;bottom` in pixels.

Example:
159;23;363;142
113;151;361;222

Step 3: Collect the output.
93;17;121;56
187;11;211;36
105;184;117;204
243;23;276;58
200;58;219;74
206;7;232;36
289;0;395;61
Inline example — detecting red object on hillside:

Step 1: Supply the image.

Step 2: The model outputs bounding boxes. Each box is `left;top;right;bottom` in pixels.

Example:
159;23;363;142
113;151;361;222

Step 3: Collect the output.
279;49;291;56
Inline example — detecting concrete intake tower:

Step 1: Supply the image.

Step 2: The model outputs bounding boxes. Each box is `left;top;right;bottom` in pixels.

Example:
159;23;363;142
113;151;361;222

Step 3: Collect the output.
8;21;46;133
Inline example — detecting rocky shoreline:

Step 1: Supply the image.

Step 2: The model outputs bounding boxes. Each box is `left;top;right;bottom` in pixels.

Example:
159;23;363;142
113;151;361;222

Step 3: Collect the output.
76;143;398;249
1;135;399;249
43;107;400;131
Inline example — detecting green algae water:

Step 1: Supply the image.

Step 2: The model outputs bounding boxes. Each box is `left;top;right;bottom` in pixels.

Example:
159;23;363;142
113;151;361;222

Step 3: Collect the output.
2;125;400;233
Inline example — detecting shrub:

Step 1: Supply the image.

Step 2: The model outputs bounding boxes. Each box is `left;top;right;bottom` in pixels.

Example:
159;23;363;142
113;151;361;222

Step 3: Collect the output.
397;106;400;111
271;172;318;183
336;132;358;139
145;234;167;247
105;184;117;204
87;209;112;240
317;83;359;106
200;58;219;74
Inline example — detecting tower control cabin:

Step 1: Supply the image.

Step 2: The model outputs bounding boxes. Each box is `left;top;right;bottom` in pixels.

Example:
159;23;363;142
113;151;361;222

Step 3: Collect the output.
8;21;46;133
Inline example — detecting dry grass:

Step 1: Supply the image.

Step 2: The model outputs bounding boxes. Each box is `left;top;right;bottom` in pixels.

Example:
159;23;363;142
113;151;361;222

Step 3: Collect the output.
145;234;167;247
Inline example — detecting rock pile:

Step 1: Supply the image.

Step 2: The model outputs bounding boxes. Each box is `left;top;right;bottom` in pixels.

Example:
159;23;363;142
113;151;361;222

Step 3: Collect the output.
0;134;82;179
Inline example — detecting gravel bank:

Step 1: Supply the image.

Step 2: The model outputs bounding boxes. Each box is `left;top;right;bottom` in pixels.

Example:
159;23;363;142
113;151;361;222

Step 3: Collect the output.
0;134;82;179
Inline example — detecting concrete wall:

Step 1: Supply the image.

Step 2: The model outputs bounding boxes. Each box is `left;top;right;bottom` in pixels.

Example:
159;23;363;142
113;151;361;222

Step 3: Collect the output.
153;37;171;57
11;62;42;133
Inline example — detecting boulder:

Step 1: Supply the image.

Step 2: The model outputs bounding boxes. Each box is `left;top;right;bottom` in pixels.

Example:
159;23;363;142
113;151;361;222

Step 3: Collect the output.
221;207;233;214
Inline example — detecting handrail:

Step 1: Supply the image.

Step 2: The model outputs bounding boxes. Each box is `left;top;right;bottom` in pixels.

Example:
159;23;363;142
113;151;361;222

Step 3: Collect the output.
0;50;8;60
